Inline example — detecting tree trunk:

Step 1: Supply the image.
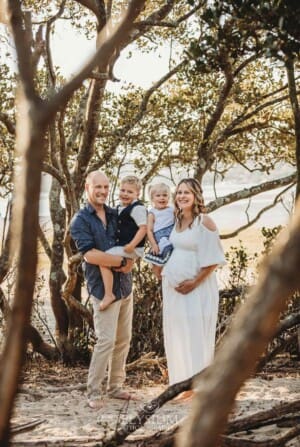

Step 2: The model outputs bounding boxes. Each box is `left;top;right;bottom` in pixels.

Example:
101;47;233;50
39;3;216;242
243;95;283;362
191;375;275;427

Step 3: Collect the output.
194;57;234;182
285;56;300;358
49;178;69;341
26;325;59;360
0;95;47;445
285;56;300;199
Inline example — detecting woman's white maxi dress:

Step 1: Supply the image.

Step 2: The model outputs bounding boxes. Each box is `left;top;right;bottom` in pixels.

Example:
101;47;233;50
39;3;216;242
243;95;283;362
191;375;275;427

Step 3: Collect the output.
161;215;226;385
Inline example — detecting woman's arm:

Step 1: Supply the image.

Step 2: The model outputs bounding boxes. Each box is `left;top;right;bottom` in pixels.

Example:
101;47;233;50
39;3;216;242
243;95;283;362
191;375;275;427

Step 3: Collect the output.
175;264;217;295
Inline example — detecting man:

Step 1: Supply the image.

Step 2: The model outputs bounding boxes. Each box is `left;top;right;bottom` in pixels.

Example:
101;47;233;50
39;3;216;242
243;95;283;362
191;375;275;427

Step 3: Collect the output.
70;170;136;409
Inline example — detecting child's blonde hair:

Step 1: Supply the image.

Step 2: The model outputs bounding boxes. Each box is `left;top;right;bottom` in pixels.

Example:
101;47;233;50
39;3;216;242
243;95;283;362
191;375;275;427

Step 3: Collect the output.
120;175;142;192
148;182;171;200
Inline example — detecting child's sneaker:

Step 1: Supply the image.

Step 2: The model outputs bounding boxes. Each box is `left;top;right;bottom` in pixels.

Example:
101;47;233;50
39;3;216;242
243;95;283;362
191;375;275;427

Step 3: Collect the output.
144;249;172;266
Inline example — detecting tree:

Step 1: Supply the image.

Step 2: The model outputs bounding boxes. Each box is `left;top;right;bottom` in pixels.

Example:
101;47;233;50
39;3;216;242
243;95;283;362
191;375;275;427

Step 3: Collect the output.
196;0;300;195
0;0;298;362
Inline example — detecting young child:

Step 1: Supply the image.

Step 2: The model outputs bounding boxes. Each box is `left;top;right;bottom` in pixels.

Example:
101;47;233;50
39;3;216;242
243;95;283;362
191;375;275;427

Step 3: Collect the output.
144;183;174;278
99;175;147;311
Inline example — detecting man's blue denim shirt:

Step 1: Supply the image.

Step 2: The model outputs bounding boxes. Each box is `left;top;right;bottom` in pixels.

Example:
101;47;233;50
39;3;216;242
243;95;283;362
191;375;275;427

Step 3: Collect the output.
70;203;132;301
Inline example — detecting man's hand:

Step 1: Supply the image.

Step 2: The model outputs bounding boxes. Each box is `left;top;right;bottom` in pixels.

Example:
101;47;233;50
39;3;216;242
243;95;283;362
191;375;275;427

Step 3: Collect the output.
113;258;134;273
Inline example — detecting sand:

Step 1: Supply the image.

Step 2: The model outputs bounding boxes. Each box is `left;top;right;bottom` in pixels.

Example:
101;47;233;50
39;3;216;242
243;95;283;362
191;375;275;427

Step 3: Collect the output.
7;227;299;446
10;363;300;446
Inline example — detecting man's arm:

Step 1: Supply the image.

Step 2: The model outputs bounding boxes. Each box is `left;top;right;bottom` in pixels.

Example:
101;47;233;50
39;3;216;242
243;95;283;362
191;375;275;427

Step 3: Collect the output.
84;248;124;267
85;249;134;273
70;213;131;271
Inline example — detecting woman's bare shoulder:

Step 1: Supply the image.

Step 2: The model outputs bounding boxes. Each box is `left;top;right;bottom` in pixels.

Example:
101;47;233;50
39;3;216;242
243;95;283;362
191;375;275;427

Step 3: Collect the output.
201;214;217;231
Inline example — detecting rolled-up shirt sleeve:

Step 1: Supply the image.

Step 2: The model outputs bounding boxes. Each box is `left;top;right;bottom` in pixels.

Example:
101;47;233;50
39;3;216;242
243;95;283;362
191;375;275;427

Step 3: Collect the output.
70;214;96;255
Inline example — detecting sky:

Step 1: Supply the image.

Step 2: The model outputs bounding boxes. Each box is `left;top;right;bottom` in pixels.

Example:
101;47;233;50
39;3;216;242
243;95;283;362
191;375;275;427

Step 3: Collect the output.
51;21;172;91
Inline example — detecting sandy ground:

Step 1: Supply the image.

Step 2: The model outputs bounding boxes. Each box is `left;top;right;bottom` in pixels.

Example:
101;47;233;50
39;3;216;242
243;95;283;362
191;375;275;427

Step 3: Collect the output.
6;228;299;445
10;362;300;446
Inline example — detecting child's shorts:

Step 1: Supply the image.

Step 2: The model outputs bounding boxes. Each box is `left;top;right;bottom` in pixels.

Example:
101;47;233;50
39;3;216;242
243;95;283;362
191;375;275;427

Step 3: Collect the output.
106;245;143;259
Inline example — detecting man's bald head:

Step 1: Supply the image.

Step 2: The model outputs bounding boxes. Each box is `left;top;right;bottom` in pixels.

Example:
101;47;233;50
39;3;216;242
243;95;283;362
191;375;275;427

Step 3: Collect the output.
85;171;110;210
86;170;109;186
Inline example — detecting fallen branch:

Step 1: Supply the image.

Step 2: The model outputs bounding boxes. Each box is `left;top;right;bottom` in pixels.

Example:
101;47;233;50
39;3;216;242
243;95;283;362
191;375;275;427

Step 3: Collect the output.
222;424;300;446
100;373;197;447
19;383;86;395
258;333;298;369
11;419;45;434
227;399;300;434
126;352;166;372
258;311;300;369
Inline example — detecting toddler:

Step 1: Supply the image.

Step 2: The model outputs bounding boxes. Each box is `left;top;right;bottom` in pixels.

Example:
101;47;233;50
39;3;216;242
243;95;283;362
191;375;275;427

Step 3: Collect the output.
99;175;147;310
144;183;174;278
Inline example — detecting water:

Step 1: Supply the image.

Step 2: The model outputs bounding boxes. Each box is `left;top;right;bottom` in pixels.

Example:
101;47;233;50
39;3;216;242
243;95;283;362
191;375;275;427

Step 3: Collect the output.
203;183;293;230
0;169;295;230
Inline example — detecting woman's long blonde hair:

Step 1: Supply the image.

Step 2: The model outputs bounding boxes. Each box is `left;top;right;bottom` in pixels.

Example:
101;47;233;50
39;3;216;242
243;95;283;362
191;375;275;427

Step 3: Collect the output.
174;178;206;228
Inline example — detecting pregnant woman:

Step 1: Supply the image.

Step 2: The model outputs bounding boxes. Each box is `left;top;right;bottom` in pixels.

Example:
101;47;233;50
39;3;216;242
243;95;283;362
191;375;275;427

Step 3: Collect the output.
162;178;226;400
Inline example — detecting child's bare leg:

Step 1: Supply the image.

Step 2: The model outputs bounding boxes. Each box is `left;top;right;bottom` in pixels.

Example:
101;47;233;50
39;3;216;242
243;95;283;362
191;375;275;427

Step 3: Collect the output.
99;266;115;311
152;265;162;280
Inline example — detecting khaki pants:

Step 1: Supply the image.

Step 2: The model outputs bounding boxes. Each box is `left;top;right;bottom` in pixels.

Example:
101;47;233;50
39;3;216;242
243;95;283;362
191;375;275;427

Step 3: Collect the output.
87;294;133;399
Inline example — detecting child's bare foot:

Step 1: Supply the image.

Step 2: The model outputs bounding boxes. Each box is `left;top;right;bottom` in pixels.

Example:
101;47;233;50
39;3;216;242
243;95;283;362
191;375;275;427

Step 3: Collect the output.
99;294;116;311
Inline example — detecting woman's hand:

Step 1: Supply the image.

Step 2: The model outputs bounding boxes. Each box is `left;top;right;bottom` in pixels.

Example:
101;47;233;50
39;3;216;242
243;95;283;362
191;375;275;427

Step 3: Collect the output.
175;279;198;295
174;265;217;294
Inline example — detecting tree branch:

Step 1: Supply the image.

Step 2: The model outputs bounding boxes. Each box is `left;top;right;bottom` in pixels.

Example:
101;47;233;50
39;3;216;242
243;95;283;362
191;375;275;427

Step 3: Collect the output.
224;120;270;138
100;371;203;447
123;0;176;45
207;173;297;212
195;54;234;179
220;184;295;239
45;0;67;86
224;149;271;173
31;25;45;73
91;59;187;170
42;162;66;187
74;0;106;26
136;1;205;28
233;53;259;77
223;90;299;140
38;223;52;260
66;88;89;149
40;0;146;125
7;0;38;103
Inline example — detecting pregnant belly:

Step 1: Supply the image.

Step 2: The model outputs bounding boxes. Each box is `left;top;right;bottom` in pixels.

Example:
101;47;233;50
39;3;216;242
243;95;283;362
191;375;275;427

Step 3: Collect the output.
162;249;198;287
